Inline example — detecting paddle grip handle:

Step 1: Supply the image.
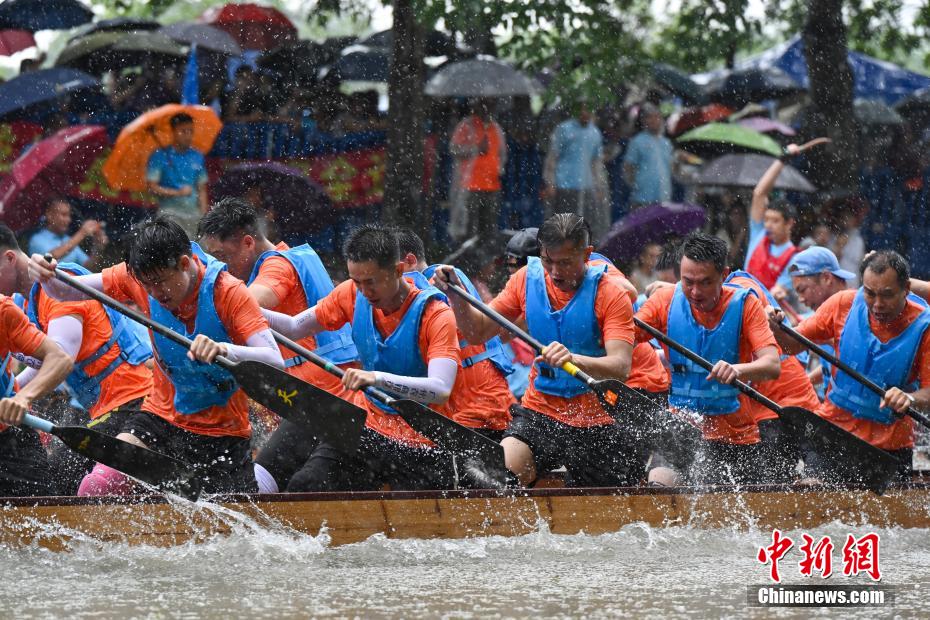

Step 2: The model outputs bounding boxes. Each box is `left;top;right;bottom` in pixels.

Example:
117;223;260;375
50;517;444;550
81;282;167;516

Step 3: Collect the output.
777;322;930;430
634;317;783;413
446;282;597;388
21;413;53;433
49;258;235;371
271;330;396;405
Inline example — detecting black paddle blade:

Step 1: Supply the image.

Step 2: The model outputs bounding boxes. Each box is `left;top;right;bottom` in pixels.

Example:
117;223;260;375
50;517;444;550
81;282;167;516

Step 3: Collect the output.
388;399;508;488
52;426;201;500
777;406;900;494
592;379;661;428
231;360;366;454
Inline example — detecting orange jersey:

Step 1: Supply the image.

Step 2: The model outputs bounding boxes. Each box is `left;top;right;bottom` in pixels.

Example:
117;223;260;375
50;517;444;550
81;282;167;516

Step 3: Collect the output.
102;259;269;438
0;296;47;432
491;265;635;427
315;278;460;446
727;274;820;421
438;339;514;431
35;289;153;419
250;242;357;400
635;285;778;445
797;290;930;450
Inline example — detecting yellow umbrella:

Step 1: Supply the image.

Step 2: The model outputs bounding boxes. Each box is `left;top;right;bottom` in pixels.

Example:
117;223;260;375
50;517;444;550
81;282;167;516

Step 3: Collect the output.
103;104;222;193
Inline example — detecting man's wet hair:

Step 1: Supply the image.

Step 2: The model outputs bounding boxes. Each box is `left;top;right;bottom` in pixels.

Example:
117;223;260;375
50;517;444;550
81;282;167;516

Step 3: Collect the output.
680;232;728;274
766;200;797;223
128;216;191;277
656;240;681;278
537;213;591;250
344;224;400;269
197;197;262;241
170;112;194;129
861;250;910;288
394;227;425;262
0;224;20;252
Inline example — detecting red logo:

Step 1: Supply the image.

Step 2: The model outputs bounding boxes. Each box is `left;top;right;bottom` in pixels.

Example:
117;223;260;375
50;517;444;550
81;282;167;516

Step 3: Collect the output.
758;531;881;582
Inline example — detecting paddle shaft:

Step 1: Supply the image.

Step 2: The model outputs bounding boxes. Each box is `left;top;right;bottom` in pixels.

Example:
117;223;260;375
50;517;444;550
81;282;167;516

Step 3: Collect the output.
50;262;236;371
777;321;930;430
633;317;784;414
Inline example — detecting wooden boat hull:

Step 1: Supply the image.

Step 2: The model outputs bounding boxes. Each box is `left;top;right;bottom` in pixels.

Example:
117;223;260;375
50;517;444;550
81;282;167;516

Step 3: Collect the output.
4;482;930;550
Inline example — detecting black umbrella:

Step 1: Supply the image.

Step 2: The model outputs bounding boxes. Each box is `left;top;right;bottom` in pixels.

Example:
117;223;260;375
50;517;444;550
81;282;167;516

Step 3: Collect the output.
425;58;541;97
705;67;804;107
854;98;903;125
695;154;816;193
159;22;241;56
652;63;707;105
329;45;390;82
0;68;100;120
258;40;335;83
68;17;159;42
360;29;458;57
0;0;92;32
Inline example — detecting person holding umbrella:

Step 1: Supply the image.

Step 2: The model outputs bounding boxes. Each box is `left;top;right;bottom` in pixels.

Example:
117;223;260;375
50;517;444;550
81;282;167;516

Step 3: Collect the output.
146;113;209;237
28;198;108;268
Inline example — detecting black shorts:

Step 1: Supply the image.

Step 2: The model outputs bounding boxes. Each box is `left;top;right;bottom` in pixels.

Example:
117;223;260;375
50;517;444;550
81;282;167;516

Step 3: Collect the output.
121;410;257;494
47;398;145;495
688;439;764;486
757;418;800;483
0;426;52;497
287;427;455;492
802;441;912;483
504;404;647;487
254;418;320;490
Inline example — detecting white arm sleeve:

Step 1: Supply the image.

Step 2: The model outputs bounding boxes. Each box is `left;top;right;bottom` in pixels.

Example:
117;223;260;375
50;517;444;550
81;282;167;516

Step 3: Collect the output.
222;328;285;369
374;357;457;404
41;272;104;302
15;315;84;388
261;306;322;339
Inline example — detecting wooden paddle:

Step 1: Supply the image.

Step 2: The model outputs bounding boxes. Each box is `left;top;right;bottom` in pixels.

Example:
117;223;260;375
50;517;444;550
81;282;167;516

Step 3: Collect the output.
634;317;900;494
444;282;661;430
21;412;201;499
270;330;508;488
49;263;366;454
776;321;930;430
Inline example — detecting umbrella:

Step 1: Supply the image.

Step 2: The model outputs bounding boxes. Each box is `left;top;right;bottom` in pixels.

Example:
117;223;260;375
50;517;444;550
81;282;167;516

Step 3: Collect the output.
0;67;99;120
54;30;125;73
111;30;188;57
68;17;159;42
0;125;108;232
651;63;706;106
57;30;188;74
200;3;297;52
736;117;796;136
695;154;815;193
159;22;242;56
705;67;804;107
676;122;783;157
102;104;222;193
329;45;389;82
210;162;336;235
597;203;706;265
425;58;542;98
666;103;733;137
0;0;92;33
258;40;334;83
360;29;458;57
0;29;34;55
853;98;903;126
895;86;930;115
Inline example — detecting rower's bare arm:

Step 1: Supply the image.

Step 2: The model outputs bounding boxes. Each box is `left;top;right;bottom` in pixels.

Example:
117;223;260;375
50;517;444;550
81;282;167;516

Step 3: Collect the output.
570;339;632;383
0;338;73;426
249;283;282;309
432;265;504;344
29;254;103;302
910;278;930;302
740;345;781;383
766;306;806;355
262;306;322;339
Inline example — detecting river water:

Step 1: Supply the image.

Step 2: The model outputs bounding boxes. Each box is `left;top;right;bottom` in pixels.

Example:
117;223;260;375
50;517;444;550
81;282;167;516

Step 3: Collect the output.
1;500;927;619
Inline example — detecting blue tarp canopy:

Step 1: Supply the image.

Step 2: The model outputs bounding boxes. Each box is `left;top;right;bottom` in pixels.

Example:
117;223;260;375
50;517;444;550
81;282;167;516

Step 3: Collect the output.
694;35;930;105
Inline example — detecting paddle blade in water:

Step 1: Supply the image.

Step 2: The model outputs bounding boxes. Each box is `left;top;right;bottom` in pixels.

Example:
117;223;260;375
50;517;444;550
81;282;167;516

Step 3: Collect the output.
230;360;366;454
52;425;201;499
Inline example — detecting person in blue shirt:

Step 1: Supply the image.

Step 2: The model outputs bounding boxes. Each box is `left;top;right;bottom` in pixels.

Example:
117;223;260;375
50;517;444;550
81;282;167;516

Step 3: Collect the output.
28;198;108;268
623;104;673;208
543;104;606;227
146;112;208;237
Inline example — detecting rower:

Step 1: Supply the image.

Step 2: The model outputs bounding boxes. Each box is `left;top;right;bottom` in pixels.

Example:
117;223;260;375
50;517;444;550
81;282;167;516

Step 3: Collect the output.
395;228;515;441
771;250;930;482
0;224;154;493
500;228;541;399
0;295;73;496
634;232;782;485
28;216;285;495
263;224;460;491
196;199;360;493
435;213;644;488
745;144;801;292
724;268;820;482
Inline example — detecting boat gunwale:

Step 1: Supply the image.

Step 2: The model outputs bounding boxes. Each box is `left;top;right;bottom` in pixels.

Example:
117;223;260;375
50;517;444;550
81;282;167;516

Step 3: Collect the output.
3;477;929;509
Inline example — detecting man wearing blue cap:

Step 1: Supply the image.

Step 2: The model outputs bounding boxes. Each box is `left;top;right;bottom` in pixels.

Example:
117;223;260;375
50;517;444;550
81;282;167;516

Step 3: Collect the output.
787;246;856;313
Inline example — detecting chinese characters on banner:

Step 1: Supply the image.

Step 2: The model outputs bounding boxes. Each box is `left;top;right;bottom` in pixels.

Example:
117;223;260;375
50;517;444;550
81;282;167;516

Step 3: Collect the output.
758;530;881;583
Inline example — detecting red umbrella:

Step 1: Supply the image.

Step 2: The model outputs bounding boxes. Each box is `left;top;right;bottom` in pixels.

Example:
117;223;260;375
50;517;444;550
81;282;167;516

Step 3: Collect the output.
0;29;34;56
0;125;108;232
666;104;733;137
200;3;296;52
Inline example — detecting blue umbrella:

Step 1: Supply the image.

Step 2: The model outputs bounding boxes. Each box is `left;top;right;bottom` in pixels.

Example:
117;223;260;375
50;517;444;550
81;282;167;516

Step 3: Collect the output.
0;0;93;32
0;68;100;120
330;46;389;82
